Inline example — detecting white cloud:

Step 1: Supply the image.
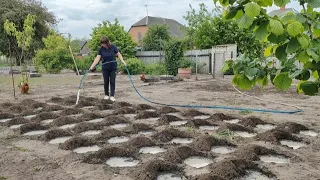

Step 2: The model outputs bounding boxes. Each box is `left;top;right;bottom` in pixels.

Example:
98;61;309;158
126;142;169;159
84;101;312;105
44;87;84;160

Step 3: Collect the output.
41;0;303;39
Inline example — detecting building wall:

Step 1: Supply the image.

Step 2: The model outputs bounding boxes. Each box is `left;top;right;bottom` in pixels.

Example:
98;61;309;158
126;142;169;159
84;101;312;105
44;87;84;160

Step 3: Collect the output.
128;26;149;45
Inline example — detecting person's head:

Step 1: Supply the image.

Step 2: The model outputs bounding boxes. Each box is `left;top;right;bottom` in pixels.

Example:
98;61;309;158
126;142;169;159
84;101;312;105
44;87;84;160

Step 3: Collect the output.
100;36;111;48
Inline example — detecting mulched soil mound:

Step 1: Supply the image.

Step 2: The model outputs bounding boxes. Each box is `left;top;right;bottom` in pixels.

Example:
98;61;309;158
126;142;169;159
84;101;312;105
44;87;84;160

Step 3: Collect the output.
42;129;73;141
163;146;209;164
62;95;78;106
20;99;39;106
95;128;124;142
232;144;285;161
0;113;14;119
157;106;180;114
190;135;236;151
20;110;37;116
133;159;180;180
79;113;103;121
60;108;83;116
5;117;30;126
136;104;155;111
114;101;133;108
211;113;237;121
113;107;137;115
256;129;302;143
135;111;160;119
209;158;274;180
152;128;193;142
158;115;184;125
52;117;80;126
94;103;113;110
19;123;48;134
75;97;97;108
31;102;48;110
186;119;217;128
183;109;208;117
124;123;154;134
83;147;133;164
49;96;64;104
8;105;26;114
100;116;129;126
127;136;155;149
217;124;254;133
31;112;60;122
59;136;96;150
239;117;268;127
1;102;15;109
42;105;65;112
276;122;309;134
72;122;104;133
191;174;225;180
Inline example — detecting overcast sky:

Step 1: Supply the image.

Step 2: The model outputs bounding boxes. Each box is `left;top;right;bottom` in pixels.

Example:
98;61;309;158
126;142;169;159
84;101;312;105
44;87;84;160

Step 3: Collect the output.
41;0;302;39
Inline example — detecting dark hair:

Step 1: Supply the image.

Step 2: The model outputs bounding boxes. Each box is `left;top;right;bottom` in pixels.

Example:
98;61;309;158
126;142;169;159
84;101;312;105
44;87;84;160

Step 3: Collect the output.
100;36;111;46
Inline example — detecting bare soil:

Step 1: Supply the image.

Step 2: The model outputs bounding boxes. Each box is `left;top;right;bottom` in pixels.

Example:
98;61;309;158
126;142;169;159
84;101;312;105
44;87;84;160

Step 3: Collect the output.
1;74;320;180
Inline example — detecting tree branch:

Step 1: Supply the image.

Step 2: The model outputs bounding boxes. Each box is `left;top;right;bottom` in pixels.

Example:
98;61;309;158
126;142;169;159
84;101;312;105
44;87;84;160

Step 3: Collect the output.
301;3;313;39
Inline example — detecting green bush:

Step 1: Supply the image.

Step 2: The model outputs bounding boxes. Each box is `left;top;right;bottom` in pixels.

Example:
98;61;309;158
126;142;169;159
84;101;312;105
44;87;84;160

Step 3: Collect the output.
164;38;186;76
118;58;145;75
33;48;73;73
145;63;167;75
179;58;192;68
72;56;94;73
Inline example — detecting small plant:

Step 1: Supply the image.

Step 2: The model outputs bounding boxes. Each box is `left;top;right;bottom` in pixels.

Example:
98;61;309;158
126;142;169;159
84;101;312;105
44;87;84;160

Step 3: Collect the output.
0;176;8;180
12;146;28;152
239;110;253;115
216;129;235;140
187;126;195;132
145;63;167;75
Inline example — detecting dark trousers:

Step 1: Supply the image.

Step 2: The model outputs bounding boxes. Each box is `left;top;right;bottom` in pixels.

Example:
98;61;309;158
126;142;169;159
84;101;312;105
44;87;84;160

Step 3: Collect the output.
102;69;116;96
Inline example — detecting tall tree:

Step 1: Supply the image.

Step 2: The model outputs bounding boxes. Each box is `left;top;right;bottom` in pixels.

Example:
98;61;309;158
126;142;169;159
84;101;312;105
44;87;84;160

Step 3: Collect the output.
142;24;171;51
184;3;261;58
0;0;57;64
88;19;137;59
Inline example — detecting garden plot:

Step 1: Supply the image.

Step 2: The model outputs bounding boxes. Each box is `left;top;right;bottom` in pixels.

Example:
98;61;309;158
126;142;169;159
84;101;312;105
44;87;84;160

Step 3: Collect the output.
0;95;319;180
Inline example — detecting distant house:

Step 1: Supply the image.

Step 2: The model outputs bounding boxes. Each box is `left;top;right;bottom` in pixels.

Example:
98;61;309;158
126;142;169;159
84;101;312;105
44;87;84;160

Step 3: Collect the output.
79;40;90;57
268;5;298;17
128;16;187;46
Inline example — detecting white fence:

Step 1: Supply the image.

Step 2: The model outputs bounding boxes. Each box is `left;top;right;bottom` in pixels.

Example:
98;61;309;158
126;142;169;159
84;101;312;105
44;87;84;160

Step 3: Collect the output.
136;44;238;77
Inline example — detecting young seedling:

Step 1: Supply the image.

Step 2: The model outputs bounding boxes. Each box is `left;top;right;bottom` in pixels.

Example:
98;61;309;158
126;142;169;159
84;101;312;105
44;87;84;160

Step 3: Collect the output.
216;129;235;140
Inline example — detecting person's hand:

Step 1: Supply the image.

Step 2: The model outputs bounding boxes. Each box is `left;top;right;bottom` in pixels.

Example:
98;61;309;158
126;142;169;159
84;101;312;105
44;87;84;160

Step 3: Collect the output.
122;61;127;66
89;67;96;72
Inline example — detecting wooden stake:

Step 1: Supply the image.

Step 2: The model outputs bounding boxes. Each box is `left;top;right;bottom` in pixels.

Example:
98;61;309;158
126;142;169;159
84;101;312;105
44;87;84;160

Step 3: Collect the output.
69;45;80;75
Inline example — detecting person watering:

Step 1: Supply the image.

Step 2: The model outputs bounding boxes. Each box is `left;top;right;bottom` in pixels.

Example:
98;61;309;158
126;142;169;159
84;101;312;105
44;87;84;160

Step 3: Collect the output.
89;36;127;102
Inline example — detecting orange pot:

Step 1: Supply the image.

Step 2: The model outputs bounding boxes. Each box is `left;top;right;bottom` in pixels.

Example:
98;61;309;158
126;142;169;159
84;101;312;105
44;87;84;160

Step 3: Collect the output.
178;68;192;79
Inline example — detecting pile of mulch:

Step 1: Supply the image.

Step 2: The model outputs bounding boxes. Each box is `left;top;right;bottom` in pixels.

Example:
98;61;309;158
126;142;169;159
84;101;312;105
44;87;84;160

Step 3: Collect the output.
158;114;184;125
52;117;80;126
163;146;209;164
183;109;209;117
190;135;236;151
100;115;129;126
19;123;48;134
30;112;59;122
60;108;83;116
124;123;154;134
72;122;104;133
0;112;14;120
133;159;181;180
83;146;134;164
152;128;193;142
79;113;104;121
256;129;302;143
136;104;155;111
5;117;30;127
156;106;180;114
59;136;96;150
232;144;287;161
239;117;269;127
276;122;309;134
217;124;254;133
95;128;125;142
113;107;137;115
42;129;73;141
135;111;160;119
126;136;155;149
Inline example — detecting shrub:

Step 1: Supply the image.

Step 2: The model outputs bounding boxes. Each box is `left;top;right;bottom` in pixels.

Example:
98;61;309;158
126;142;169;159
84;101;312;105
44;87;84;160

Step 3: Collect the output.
163;38;186;76
145;63;167;75
33;48;73;74
118;58;145;75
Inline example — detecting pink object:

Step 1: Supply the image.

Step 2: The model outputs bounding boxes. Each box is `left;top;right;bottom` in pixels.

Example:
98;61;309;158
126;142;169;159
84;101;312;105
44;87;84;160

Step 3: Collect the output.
178;68;192;79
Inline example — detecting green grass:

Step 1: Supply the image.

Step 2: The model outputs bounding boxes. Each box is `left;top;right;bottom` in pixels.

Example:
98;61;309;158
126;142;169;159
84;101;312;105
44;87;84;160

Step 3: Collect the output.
0;176;8;180
0;64;10;67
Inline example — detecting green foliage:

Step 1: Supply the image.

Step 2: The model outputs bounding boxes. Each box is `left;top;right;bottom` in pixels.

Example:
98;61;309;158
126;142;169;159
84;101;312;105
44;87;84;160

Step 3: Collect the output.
163;38;186;76
142;25;171;51
219;0;320;96
88;19;137;59
74;55;95;72
0;0;56;62
118;58;145;75
33;32;73;73
145;63;167;75
184;3;262;59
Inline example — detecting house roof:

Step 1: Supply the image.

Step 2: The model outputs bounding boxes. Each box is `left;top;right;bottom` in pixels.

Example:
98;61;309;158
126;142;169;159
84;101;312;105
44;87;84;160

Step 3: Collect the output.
130;16;186;38
268;8;297;17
